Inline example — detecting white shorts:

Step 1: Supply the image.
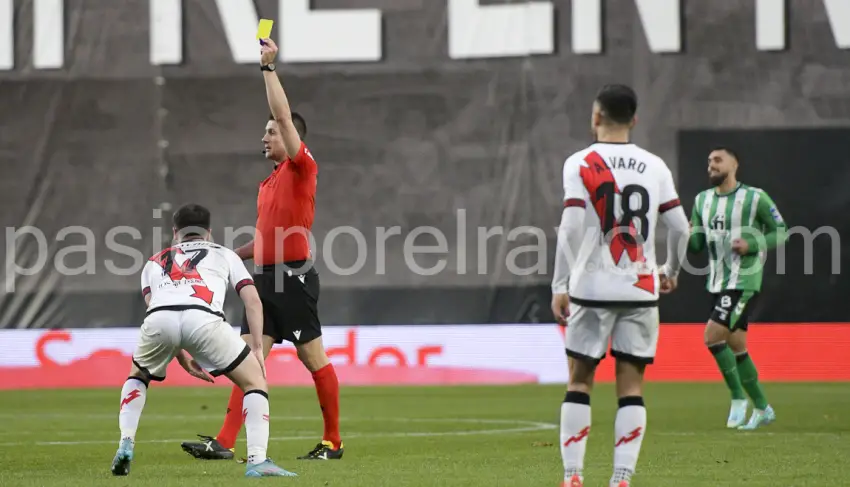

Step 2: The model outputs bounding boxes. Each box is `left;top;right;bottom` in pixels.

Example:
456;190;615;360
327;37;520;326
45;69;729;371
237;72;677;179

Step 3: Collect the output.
565;304;659;365
132;309;249;381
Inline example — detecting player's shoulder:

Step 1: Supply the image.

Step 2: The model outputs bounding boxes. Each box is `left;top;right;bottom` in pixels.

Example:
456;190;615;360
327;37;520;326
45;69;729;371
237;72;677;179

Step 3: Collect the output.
299;142;316;162
563;146;594;168
626;144;670;174
694;188;714;211
212;244;241;262
740;183;767;196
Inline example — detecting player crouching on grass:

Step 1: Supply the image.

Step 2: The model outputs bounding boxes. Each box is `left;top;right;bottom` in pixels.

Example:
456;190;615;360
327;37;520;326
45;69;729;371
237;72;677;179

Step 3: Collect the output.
111;204;296;478
685;147;787;430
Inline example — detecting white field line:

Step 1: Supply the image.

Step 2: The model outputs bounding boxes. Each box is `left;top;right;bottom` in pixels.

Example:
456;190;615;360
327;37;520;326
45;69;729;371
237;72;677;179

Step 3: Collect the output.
0;414;842;447
0;416;557;447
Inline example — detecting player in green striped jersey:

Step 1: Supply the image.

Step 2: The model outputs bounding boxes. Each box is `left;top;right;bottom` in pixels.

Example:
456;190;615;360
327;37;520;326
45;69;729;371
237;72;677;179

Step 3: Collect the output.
688;147;788;431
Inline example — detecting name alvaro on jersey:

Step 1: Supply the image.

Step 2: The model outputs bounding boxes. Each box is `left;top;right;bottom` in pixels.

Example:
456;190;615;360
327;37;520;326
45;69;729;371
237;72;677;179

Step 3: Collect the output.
605;156;647;174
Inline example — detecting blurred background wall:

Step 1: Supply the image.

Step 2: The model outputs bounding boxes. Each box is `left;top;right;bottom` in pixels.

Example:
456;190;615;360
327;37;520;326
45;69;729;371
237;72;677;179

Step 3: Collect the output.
0;0;847;328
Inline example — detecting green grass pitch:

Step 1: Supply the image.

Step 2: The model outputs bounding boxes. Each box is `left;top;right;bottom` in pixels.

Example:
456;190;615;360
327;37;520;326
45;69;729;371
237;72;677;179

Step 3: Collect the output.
0;383;847;486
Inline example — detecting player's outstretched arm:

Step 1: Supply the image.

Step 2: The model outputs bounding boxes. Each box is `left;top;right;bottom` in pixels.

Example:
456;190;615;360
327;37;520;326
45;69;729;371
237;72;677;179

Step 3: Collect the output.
259;39;301;160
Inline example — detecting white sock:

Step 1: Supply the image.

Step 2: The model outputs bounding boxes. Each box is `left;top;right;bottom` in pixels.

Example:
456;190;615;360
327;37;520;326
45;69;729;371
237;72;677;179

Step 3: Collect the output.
244;390;270;465
118;378;147;445
560;391;591;480
612;397;647;484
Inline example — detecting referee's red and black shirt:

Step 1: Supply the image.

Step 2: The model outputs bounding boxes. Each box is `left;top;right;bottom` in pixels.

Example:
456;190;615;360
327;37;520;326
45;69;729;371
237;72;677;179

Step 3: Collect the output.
254;142;317;265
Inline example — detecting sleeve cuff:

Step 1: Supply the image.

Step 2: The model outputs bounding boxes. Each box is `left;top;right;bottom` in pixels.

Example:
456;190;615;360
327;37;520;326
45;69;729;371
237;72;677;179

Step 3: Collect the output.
235;278;254;293
659;265;677;279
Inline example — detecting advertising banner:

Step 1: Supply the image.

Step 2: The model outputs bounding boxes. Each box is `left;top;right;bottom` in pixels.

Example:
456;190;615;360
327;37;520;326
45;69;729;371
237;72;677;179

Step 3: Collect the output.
0;324;847;390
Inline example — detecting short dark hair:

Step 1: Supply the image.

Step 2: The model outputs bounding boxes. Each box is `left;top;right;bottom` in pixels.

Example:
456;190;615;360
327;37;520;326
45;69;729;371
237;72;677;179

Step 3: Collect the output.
710;146;740;161
268;112;308;140
172;204;211;238
595;84;638;125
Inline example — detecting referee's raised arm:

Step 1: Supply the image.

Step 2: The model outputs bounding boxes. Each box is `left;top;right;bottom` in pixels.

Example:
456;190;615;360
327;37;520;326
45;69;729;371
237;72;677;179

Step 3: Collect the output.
259;38;301;160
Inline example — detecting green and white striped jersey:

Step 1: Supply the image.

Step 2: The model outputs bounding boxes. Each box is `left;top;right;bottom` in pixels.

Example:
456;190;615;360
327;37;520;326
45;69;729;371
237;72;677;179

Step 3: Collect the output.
688;183;788;293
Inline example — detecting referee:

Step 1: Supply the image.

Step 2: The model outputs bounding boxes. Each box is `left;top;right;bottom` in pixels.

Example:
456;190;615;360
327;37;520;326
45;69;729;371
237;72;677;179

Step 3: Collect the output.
180;38;343;462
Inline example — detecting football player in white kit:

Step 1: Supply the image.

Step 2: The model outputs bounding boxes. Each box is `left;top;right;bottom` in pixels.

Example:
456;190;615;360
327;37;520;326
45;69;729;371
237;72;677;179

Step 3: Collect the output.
110;204;297;478
550;85;690;487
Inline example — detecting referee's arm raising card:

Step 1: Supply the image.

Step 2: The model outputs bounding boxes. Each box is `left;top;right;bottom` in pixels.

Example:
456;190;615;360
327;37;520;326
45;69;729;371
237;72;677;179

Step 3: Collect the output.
259;38;302;160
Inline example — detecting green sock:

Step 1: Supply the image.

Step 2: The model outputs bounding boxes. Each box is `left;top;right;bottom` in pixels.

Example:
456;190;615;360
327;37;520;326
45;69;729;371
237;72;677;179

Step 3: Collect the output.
708;343;746;400
736;353;769;410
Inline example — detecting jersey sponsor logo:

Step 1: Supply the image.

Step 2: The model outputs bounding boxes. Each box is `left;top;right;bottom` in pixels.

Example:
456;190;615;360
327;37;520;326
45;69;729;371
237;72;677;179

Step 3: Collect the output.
293;330;302;341
711;213;726;231
580;151;654;294
769;206;784;223
297;274;306;285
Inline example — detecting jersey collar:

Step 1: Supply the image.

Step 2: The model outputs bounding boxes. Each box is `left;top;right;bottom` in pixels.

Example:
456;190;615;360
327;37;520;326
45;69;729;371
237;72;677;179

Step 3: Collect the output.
714;181;742;196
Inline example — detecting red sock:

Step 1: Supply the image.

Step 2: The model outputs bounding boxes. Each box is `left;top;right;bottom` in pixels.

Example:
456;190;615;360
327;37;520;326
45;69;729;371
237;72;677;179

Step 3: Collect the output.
312;364;341;448
215;385;244;449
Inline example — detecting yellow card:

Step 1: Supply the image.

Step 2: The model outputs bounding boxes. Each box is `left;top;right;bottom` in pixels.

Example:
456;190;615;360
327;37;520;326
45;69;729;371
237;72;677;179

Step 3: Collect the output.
257;19;274;40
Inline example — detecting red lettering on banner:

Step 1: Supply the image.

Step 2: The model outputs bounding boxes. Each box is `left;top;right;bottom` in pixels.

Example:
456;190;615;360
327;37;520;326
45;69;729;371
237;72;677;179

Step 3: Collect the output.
417;346;443;366
264;329;444;367
36;330;70;367
327;330;357;364
5;324;850;391
268;348;299;362
368;347;408;366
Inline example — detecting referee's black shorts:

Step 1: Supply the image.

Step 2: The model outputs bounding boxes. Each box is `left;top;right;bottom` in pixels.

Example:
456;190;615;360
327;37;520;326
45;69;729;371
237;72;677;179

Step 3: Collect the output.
240;260;321;345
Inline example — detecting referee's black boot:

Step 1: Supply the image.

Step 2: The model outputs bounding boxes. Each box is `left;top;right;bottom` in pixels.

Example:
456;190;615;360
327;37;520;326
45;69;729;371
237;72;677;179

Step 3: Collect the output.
180;435;235;460
297;440;344;460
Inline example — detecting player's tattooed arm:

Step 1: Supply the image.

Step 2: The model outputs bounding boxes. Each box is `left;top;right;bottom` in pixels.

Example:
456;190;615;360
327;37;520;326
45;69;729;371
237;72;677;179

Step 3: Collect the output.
687;205;706;254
